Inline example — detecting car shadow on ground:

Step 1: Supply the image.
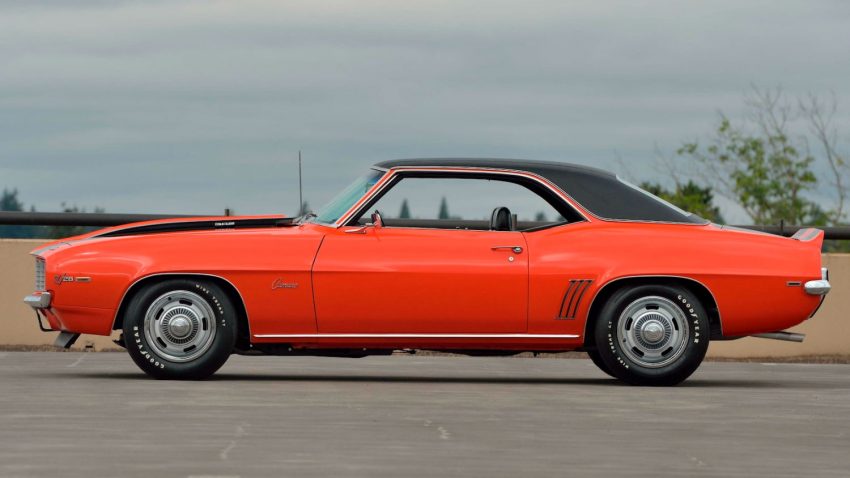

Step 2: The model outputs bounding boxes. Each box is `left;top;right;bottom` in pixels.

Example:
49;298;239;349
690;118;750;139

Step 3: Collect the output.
41;371;850;389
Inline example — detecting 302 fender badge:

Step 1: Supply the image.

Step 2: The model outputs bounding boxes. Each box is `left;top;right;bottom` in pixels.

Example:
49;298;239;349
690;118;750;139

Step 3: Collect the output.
272;279;299;290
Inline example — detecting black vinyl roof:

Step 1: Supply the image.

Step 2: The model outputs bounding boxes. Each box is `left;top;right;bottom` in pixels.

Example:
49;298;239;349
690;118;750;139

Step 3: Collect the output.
374;158;706;224
376;158;613;179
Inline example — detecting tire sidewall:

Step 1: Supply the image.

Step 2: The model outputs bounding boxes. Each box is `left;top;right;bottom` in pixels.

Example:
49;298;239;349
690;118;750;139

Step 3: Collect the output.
123;279;236;379
587;349;616;378
595;284;709;386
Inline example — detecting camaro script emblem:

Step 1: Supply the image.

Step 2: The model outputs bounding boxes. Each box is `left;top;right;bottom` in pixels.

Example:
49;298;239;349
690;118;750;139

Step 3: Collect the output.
272;279;299;290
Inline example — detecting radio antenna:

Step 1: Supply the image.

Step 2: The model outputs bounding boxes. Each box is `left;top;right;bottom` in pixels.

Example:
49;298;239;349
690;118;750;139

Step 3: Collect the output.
298;150;303;216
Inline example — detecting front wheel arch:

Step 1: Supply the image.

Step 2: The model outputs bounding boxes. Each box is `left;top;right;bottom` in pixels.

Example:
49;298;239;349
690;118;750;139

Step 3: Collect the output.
584;276;721;348
113;274;251;350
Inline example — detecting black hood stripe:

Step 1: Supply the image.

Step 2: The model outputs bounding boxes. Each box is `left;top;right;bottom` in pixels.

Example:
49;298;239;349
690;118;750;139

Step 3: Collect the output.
95;217;295;238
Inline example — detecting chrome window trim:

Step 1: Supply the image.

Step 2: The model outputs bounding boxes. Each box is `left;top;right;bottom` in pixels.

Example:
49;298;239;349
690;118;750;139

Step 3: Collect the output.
111;272;251;338
332;165;709;228
583;274;723;340
336;222;576;234
333;166;591;228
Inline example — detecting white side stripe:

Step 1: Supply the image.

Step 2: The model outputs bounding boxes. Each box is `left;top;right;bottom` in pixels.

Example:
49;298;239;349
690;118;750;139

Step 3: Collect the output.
253;333;580;339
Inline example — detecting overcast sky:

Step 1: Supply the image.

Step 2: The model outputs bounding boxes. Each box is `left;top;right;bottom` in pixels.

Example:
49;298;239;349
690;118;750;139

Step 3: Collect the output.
1;1;849;222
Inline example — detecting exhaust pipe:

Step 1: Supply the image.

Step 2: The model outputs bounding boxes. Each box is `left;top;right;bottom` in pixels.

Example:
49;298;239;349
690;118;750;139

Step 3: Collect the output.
751;331;805;343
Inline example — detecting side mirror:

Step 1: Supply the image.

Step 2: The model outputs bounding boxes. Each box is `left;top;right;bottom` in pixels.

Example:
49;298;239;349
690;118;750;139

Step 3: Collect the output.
370;210;383;229
344;211;384;234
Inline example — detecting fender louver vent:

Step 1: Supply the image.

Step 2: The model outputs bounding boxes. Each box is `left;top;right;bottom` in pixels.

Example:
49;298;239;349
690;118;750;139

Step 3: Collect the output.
558;279;593;319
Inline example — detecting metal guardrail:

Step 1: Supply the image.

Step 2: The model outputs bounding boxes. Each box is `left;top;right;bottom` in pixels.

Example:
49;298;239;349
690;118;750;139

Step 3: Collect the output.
0;211;197;227
0;211;849;239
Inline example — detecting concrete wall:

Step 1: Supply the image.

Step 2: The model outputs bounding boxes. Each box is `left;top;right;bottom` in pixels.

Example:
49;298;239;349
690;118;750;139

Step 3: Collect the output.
1;238;846;356
1;239;117;349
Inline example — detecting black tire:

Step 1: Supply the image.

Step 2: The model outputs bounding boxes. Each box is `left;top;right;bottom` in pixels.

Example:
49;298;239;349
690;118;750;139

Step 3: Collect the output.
593;284;709;386
587;349;616;378
123;278;237;379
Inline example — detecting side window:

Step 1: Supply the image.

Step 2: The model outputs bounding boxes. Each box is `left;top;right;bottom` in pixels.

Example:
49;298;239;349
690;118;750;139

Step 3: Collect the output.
356;176;569;231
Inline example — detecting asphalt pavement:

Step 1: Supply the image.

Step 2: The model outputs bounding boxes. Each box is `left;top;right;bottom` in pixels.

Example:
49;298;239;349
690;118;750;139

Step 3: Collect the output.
1;351;849;478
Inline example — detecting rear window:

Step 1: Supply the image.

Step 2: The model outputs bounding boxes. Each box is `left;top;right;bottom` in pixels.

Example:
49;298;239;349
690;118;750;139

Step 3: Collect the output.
550;170;707;224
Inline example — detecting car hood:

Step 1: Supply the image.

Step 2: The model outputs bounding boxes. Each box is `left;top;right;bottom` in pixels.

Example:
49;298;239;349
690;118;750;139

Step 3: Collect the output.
30;214;295;256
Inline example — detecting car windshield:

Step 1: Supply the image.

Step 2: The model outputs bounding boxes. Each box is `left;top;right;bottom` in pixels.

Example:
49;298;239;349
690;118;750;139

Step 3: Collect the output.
311;169;385;225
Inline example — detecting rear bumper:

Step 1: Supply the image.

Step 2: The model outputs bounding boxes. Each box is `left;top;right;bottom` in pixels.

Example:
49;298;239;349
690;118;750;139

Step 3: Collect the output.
24;291;52;309
804;267;830;296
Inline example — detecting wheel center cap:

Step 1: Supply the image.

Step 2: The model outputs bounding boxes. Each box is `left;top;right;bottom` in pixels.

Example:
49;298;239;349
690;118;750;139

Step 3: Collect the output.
641;320;665;343
169;316;192;338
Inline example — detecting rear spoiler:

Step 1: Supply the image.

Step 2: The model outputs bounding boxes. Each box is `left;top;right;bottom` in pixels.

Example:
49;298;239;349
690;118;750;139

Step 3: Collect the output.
791;228;824;247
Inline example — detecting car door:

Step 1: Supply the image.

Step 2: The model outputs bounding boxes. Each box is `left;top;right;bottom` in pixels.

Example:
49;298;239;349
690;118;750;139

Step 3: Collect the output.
312;225;529;334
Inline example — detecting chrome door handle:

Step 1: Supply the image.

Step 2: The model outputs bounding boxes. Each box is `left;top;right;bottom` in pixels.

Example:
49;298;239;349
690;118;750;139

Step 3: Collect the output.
492;246;523;254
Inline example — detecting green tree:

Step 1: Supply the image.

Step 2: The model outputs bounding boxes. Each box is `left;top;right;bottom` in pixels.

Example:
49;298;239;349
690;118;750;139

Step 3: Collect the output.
438;197;450;220
534;211;548;222
0;188;24;211
667;87;849;227
399;199;411;219
640;180;725;223
0;188;42;238
678;116;828;226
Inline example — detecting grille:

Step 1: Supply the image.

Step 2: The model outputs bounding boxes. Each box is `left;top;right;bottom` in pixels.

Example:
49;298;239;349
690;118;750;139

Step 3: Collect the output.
35;258;45;291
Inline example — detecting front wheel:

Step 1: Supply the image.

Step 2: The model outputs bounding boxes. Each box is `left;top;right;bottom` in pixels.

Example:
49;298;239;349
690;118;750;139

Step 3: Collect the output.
586;349;616;378
593;284;709;386
123;279;237;379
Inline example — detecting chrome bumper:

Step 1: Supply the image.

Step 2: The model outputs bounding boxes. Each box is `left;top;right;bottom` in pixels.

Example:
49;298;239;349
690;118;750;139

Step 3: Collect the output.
804;267;830;296
24;291;52;309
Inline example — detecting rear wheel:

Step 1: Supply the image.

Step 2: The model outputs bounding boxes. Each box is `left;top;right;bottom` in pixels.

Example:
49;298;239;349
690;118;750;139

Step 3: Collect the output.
123;279;237;379
593;284;709;386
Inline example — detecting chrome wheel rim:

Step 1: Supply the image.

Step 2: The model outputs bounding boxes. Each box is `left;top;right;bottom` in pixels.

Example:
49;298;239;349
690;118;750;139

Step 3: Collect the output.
617;296;689;368
143;290;217;362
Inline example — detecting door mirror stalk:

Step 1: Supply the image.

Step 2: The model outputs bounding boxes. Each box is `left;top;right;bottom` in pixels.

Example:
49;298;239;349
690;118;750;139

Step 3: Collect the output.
370;211;383;229
345;211;384;234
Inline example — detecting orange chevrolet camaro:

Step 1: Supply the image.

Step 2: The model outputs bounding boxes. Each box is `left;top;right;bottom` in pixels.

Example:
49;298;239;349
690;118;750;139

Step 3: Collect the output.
24;159;831;385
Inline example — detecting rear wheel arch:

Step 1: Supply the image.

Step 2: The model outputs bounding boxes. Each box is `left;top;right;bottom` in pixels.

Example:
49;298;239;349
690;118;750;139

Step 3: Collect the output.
113;274;251;350
583;276;721;348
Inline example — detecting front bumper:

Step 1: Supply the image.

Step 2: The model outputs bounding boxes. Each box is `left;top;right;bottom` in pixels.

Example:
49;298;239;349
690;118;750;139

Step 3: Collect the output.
804;267;831;296
24;291;52;309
